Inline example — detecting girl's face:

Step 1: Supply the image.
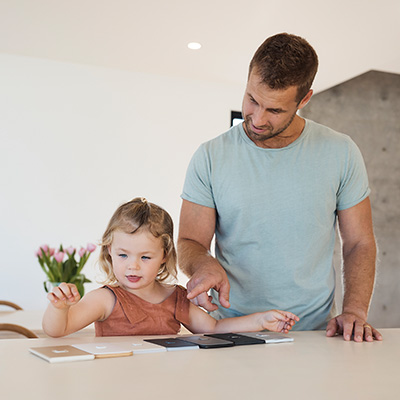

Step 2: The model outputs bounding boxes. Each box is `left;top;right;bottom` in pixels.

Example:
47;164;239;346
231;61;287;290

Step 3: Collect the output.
108;229;166;294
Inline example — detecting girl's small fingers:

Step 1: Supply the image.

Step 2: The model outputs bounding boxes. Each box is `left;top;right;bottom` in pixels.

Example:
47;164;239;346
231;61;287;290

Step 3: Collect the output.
47;292;59;303
58;283;71;295
59;283;76;299
51;287;65;300
280;311;299;321
70;285;80;298
290;313;300;321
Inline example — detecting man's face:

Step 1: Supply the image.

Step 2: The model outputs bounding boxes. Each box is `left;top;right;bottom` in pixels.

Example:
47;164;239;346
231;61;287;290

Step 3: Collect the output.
242;71;306;146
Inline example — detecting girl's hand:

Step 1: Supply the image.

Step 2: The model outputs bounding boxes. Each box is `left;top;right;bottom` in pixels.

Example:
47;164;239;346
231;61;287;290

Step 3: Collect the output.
260;310;300;333
47;282;81;309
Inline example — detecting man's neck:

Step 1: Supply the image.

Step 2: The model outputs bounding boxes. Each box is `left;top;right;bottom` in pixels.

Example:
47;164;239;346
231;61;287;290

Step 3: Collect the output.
249;116;305;149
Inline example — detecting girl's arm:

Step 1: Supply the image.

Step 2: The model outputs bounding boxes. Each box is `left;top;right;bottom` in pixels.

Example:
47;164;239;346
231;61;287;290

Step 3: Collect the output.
184;302;299;334
42;283;115;337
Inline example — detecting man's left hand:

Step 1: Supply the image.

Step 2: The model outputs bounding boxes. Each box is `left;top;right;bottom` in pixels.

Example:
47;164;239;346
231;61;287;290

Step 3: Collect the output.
326;313;383;342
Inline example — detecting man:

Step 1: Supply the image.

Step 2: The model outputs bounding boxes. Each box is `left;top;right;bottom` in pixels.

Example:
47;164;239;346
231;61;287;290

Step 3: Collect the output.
178;33;382;342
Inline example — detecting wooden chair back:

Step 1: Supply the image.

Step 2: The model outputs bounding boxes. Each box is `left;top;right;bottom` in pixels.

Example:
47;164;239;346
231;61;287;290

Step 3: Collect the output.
0;323;39;338
0;301;23;310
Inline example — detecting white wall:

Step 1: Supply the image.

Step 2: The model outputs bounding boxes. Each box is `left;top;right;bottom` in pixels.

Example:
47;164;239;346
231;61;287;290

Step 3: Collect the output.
0;54;244;309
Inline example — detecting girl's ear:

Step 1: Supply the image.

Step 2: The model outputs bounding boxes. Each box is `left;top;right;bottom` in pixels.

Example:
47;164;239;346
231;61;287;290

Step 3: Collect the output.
107;245;112;256
161;248;168;264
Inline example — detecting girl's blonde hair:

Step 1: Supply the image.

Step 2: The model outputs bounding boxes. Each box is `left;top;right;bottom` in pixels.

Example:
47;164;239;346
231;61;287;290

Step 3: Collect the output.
98;197;177;286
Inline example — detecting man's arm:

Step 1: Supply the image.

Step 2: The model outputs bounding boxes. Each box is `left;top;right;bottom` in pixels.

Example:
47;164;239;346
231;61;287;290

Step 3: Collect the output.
177;199;230;311
326;197;382;341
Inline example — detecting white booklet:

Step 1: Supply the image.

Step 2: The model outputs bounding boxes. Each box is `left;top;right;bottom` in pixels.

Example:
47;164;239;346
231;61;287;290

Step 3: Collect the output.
73;339;167;356
72;343;133;358
29;345;95;363
239;331;294;343
129;338;168;354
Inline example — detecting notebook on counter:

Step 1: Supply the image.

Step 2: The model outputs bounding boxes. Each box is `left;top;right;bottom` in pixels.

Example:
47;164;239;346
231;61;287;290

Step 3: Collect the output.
71;343;133;358
29;345;95;363
144;337;200;351
239;331;294;343
204;332;266;346
179;335;235;349
73;340;168;355
129;338;168;354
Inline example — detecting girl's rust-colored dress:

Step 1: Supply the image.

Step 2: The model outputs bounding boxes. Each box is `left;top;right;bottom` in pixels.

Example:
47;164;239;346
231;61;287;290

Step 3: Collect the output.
95;285;191;336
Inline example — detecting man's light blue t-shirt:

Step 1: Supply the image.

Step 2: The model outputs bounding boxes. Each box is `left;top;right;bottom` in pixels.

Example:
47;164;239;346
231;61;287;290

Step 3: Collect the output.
181;119;370;330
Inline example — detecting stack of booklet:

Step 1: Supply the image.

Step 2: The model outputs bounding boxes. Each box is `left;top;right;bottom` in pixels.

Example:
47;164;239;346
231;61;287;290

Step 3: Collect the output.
29;332;293;363
29;339;166;363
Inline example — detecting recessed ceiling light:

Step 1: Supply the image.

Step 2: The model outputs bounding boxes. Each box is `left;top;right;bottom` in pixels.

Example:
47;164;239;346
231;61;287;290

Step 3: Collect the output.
188;42;202;50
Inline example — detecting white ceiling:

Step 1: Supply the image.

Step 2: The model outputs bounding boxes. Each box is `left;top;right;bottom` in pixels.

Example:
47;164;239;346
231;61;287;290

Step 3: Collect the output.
1;0;399;93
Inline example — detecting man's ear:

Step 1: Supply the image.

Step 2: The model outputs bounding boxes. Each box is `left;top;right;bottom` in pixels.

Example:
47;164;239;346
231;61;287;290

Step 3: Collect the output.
298;89;313;110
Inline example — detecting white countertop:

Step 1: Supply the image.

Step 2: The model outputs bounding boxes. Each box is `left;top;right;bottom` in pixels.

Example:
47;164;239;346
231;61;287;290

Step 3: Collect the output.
0;328;398;400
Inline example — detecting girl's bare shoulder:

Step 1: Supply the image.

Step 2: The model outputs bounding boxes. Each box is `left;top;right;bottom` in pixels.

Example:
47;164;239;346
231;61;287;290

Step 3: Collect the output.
80;286;116;316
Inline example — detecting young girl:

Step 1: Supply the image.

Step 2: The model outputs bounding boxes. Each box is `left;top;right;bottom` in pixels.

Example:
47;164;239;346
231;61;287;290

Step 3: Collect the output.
42;197;299;337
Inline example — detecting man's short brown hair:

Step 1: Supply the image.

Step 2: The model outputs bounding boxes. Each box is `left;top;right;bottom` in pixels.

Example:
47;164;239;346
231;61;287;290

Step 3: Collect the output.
249;33;318;103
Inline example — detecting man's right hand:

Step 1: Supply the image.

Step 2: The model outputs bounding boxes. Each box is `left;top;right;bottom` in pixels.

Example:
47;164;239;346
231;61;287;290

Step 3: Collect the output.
178;200;230;312
186;263;231;312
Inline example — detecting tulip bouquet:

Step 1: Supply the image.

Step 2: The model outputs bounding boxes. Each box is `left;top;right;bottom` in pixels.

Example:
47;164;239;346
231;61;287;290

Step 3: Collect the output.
35;243;96;297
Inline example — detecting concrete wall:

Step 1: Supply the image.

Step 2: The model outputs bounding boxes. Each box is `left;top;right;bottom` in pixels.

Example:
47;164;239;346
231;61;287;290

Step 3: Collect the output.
300;70;400;328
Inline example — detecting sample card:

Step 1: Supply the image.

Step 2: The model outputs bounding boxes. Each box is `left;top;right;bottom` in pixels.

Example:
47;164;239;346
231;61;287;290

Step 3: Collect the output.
239;332;294;344
180;335;235;349
29;345;95;363
129;338;168;354
71;343;133;358
144;338;199;351
204;333;266;346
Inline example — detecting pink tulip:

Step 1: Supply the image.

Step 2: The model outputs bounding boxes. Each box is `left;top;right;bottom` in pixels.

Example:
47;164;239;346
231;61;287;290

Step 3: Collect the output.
65;246;75;256
35;249;42;257
49;248;55;256
54;251;65;263
86;243;96;253
40;244;49;253
78;247;86;258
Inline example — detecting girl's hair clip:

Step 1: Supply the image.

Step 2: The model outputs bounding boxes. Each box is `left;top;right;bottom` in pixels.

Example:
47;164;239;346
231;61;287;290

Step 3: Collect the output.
140;197;147;204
